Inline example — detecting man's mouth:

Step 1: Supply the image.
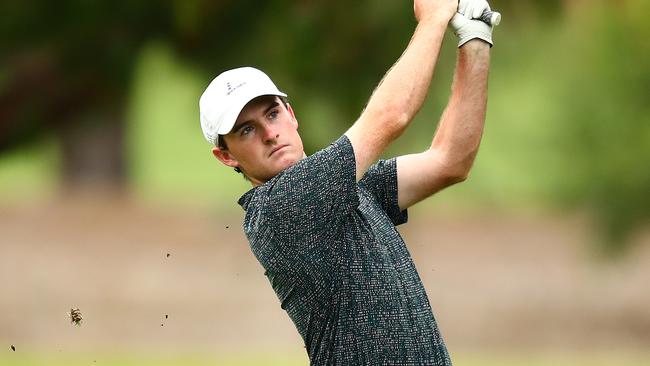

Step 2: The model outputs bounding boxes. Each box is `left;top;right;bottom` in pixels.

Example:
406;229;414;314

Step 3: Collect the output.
269;144;289;157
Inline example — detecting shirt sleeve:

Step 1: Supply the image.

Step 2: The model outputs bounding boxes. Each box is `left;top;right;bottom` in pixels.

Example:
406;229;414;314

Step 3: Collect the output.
262;135;359;237
358;158;408;226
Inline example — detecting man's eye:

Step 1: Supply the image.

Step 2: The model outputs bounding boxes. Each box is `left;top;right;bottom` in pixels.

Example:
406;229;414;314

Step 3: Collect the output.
241;126;253;135
268;110;279;119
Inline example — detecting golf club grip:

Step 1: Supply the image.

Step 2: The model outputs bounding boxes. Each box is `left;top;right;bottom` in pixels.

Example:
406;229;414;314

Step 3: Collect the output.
479;10;501;26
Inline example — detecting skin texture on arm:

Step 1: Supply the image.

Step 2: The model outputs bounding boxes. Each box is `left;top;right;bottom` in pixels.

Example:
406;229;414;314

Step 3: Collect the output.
396;40;491;210
345;0;458;181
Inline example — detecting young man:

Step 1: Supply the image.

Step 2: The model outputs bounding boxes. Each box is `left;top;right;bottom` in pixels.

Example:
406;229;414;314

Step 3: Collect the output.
199;0;495;364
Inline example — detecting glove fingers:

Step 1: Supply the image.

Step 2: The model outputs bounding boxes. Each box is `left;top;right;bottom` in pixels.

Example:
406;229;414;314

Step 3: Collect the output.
459;0;492;20
472;3;488;19
458;1;469;16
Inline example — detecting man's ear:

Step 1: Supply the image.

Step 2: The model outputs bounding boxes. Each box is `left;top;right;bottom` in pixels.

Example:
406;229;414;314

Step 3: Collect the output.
212;146;240;169
286;103;298;128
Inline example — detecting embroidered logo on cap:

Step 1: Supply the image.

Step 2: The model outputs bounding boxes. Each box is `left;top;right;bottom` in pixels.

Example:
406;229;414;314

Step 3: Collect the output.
226;81;246;95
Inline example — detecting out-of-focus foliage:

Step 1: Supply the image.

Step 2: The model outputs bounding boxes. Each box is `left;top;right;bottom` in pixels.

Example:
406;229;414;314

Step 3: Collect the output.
1;0;648;255
553;1;650;254
0;1;167;150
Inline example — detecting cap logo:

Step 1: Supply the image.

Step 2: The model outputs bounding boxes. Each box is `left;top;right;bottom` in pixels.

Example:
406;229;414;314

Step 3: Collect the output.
226;81;246;95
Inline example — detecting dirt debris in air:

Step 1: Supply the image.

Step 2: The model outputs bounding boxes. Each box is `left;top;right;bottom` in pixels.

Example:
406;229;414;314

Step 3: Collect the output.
69;308;83;326
10;345;15;351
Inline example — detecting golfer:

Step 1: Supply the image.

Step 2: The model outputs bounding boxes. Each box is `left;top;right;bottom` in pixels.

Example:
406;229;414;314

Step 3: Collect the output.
199;0;494;364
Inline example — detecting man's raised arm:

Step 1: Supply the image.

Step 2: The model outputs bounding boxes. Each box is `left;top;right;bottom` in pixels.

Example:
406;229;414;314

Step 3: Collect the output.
395;2;495;210
345;0;458;181
396;39;490;210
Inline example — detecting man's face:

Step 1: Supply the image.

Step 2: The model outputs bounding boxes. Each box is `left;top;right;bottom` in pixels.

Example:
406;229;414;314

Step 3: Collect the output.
212;96;305;185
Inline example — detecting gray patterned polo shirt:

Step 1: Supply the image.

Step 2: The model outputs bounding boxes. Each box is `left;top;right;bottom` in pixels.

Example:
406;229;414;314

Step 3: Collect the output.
238;135;451;365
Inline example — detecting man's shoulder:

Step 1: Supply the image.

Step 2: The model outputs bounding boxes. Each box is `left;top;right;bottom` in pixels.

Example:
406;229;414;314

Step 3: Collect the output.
284;134;354;177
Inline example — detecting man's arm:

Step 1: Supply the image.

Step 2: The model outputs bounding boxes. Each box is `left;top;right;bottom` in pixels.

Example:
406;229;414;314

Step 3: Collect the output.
345;0;458;181
396;40;491;210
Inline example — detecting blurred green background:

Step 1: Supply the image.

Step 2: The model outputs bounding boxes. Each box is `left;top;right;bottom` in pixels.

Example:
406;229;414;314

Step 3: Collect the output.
1;0;649;365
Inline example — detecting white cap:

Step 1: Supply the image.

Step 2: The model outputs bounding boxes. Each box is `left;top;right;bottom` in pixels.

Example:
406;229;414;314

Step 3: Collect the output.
199;67;287;145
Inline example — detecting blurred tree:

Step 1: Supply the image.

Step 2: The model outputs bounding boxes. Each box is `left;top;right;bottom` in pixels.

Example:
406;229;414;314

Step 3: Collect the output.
553;0;650;255
0;1;172;189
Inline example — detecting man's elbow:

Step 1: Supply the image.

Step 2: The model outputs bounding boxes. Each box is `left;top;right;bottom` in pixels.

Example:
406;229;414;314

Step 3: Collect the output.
365;103;411;135
438;153;476;185
442;169;469;186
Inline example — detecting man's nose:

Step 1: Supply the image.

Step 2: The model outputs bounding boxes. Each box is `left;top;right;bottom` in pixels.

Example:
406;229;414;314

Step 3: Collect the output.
261;122;279;143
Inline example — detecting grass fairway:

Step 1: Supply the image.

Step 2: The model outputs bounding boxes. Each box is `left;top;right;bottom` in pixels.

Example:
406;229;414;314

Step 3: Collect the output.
453;351;650;366
2;351;649;366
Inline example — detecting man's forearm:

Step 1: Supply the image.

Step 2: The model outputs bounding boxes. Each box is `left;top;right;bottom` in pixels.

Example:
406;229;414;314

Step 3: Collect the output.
361;16;449;133
430;40;490;177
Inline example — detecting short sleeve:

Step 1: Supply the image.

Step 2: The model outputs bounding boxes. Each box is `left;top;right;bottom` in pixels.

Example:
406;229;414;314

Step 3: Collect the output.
263;135;359;237
359;158;408;226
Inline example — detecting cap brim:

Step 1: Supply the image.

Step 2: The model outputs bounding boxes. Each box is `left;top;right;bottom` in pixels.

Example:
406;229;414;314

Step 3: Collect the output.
217;90;288;135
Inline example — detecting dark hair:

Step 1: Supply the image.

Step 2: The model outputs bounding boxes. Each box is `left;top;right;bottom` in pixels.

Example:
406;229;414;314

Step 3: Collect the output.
217;96;289;177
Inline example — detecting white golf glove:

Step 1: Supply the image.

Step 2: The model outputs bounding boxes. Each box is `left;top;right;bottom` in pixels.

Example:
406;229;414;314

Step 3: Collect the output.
450;0;494;48
458;0;491;20
449;13;493;48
